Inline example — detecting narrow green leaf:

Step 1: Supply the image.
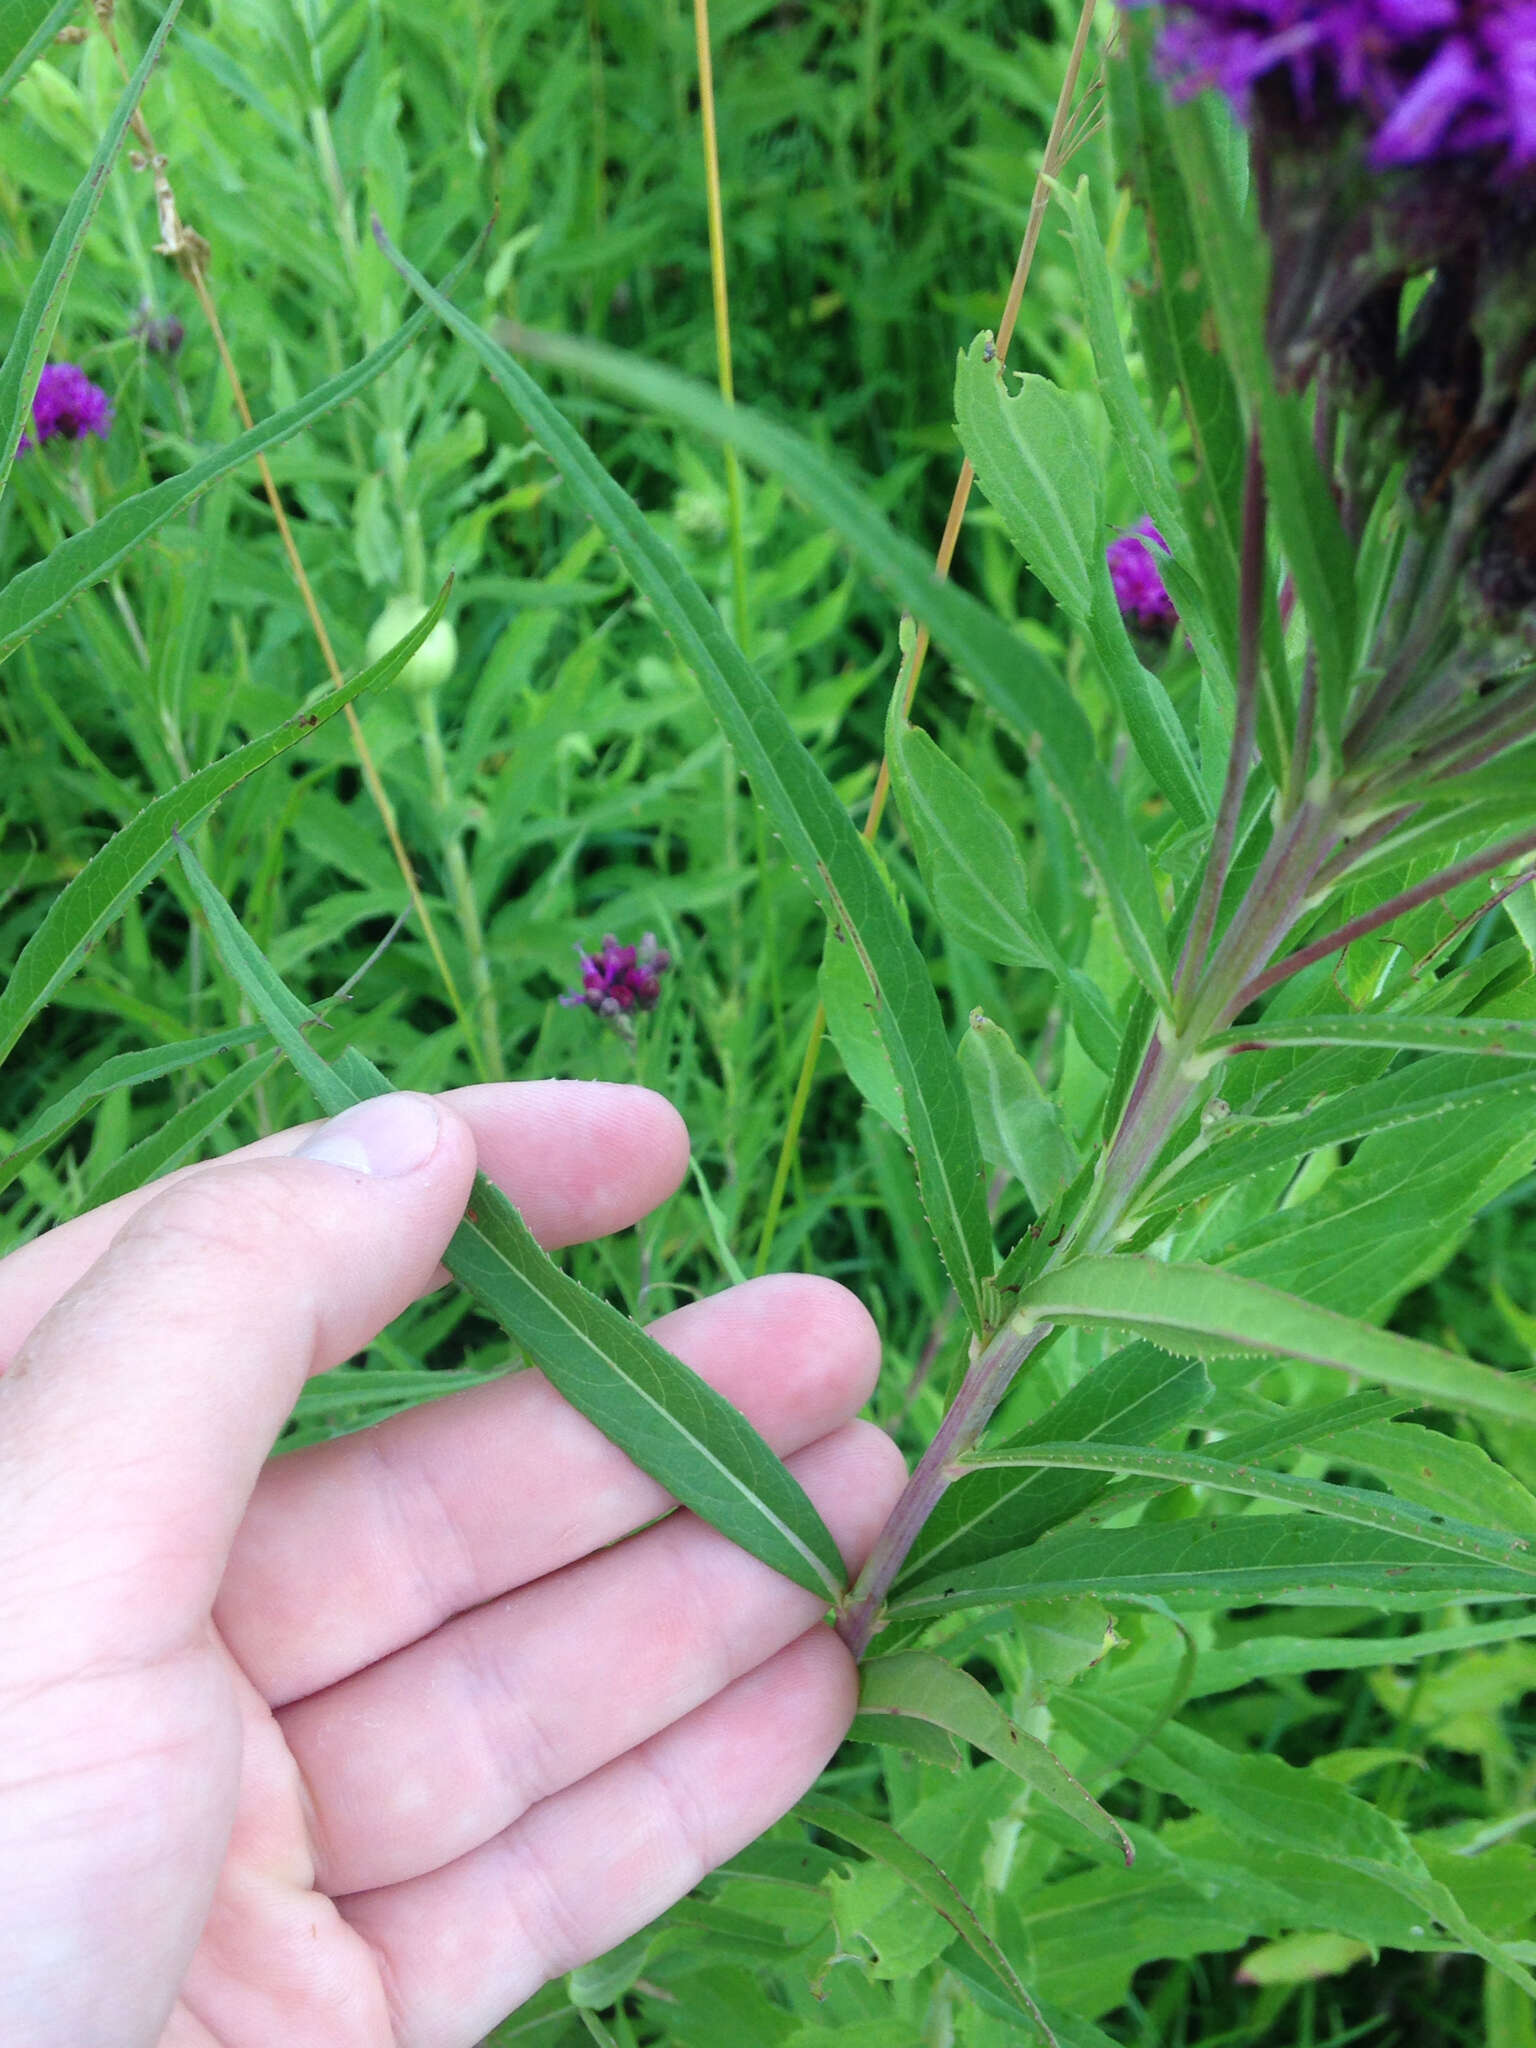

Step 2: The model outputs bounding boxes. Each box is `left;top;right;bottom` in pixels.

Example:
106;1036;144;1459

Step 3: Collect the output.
893;1515;1533;1617
0;297;447;663
1054;177;1188;557
1156;1061;1536;1206
955;333;1209;830
0;596;438;1071
0;0;77;101
888;719;1053;970
0;1025;263;1202
0;1;183;507
960;1441;1536;1583
959;1011;1080;1211
1056;1704;1536;1999
857;1651;1133;1863
1327;1420;1536;1542
82;1049;278;1210
1106;25;1293;771
174;845;848;1603
794;1795;1054;2040
1163;90;1357;749
818;924;906;1136
1106;32;1243;663
481;315;1172;1006
899;1343;1212;1586
1203;1013;1536;1059
1012;1255;1536;1430
378;229;998;1329
446;1181;847;1600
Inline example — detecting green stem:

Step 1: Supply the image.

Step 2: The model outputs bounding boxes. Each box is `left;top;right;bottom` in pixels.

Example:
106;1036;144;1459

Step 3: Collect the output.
416;692;503;1080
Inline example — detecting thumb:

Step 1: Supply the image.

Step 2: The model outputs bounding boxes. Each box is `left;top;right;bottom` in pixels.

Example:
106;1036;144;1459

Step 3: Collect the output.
0;1091;476;1682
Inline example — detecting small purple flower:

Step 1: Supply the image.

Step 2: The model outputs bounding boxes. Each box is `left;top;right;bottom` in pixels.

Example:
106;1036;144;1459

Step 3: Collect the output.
132;303;184;357
17;362;113;455
561;932;672;1021
1153;0;1536;174
1106;519;1179;635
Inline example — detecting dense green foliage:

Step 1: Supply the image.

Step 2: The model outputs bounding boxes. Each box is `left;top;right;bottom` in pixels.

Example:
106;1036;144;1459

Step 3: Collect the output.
3;3;1535;2045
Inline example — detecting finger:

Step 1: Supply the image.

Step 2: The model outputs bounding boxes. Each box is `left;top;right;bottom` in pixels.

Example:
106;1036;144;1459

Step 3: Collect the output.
342;1626;855;2048
220;1272;884;1705
283;1420;906;1893
0;1094;481;1683
0;1080;689;1364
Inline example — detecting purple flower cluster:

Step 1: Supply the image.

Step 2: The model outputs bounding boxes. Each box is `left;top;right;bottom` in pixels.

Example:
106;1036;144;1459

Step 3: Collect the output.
561;932;671;1019
1158;0;1536;173
1106;520;1179;635
18;362;113;455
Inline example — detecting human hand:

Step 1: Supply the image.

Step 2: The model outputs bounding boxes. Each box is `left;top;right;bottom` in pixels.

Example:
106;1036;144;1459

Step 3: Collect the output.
0;1083;905;2047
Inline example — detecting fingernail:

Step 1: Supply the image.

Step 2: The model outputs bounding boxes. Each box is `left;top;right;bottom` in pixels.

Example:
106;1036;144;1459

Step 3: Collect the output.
294;1093;441;1178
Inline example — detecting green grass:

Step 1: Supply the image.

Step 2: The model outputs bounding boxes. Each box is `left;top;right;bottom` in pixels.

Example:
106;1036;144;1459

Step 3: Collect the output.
2;4;1533;2044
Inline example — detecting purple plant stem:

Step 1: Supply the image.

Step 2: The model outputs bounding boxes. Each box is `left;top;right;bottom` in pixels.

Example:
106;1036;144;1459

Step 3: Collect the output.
837;1318;1052;1658
836;797;1344;1655
1236;822;1536;1007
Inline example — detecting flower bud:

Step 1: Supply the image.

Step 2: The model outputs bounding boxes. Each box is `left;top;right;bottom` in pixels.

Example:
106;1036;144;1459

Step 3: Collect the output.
364;596;458;694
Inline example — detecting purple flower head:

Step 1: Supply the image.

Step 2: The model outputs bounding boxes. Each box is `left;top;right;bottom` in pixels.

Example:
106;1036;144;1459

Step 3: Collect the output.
133;303;184;357
1106;519;1179;635
1154;0;1536;174
560;932;672;1021
17;362;113;455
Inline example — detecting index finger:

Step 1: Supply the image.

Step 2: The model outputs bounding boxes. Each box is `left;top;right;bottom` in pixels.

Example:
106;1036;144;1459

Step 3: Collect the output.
0;1080;689;1365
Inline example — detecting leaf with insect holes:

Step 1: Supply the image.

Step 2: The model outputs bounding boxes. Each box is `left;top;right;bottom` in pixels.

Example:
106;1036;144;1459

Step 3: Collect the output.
954;334;1208;829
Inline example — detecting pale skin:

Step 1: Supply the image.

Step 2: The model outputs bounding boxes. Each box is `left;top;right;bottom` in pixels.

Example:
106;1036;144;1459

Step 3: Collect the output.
0;1082;907;2047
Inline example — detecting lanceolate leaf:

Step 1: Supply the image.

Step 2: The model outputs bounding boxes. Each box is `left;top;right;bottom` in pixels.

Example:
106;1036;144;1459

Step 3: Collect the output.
794;1795;1054;2040
899;1344;1212;1587
1163;89;1357;751
0;1;184;506
82;1049;278;1211
1054;177;1188;559
888;719;1054;971
959;1012;1080;1212
1202;1013;1536;1059
379;228;999;1330
0;293;451;662
474;313;1173;1007
1056;1705;1536;1999
891;1515;1534;1618
959;1442;1536;1584
0;0;77;101
174;846;848;1603
857;1652;1133;1864
1153;1061;1536;1208
1013;1255;1536;1430
0;597;443;1071
0;1025;263;1203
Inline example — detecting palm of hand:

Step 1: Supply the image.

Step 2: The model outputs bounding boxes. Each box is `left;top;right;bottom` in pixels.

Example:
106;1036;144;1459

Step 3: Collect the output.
0;1085;902;2048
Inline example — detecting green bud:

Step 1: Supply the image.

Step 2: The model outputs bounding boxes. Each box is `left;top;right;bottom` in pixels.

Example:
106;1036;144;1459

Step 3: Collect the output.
365;595;458;693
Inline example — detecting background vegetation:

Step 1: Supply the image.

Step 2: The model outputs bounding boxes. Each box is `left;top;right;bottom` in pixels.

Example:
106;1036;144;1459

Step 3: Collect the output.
2;3;1533;2044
